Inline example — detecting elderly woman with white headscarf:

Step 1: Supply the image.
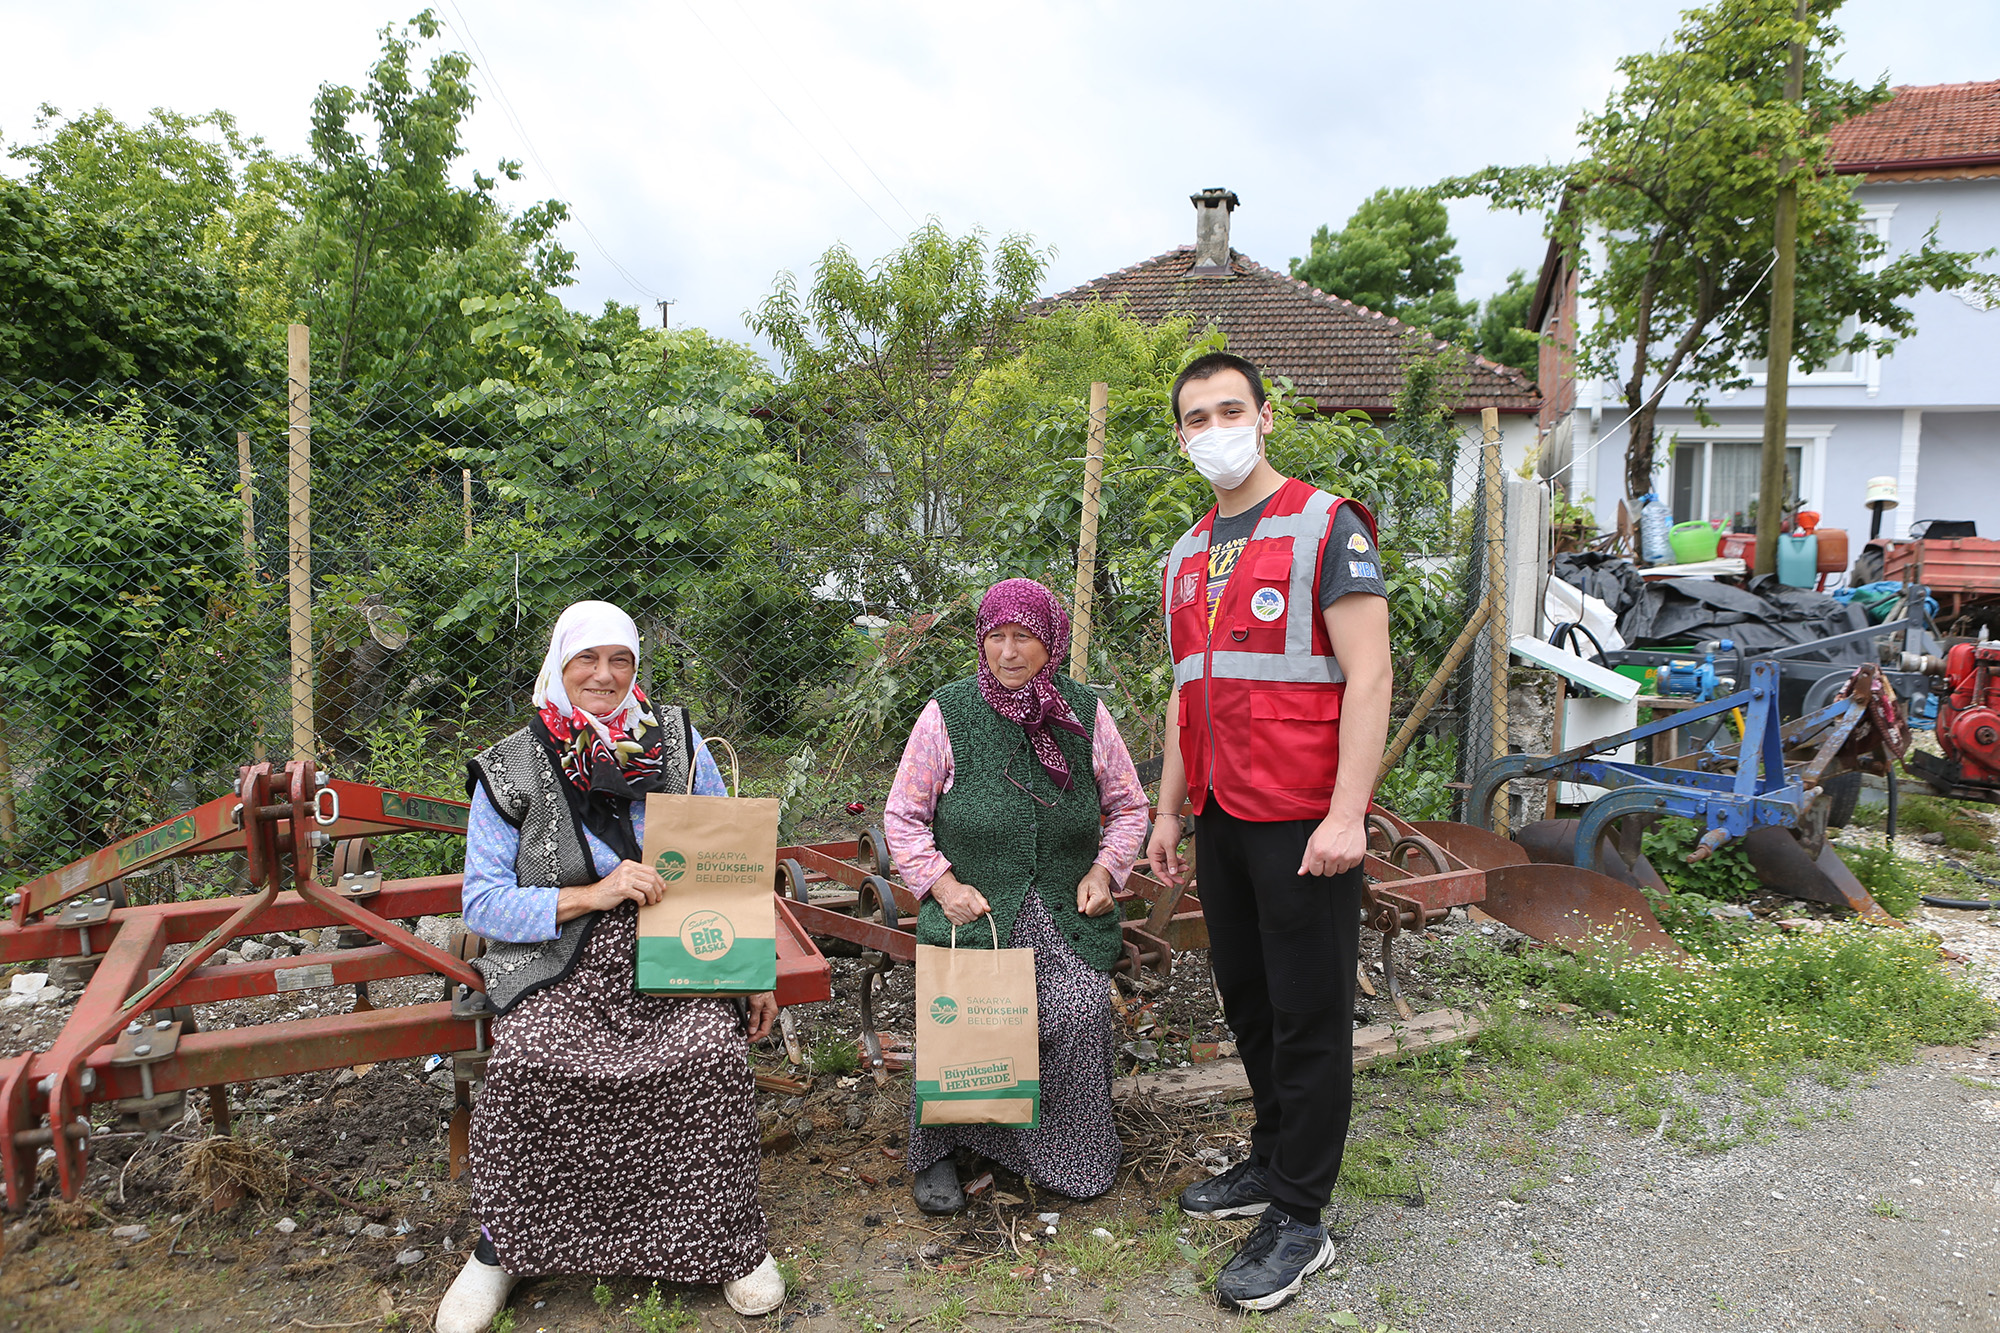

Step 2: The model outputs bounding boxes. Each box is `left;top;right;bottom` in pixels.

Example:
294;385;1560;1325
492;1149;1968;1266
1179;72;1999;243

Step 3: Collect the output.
434;601;785;1333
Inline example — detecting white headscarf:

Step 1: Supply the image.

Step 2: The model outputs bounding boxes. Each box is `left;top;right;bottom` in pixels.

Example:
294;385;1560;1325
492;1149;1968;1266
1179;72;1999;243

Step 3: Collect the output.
531;600;649;745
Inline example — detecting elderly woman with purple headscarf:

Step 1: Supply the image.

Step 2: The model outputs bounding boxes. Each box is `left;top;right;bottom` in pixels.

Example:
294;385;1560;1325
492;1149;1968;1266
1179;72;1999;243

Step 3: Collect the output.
884;579;1151;1213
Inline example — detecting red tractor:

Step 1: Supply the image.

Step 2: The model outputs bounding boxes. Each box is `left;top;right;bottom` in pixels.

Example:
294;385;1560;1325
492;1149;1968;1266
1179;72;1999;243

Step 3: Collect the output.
1907;641;2000;797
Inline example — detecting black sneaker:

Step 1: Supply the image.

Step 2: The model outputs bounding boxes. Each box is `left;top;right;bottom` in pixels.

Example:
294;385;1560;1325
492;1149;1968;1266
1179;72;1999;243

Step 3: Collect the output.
1213;1211;1335;1312
1178;1157;1272;1218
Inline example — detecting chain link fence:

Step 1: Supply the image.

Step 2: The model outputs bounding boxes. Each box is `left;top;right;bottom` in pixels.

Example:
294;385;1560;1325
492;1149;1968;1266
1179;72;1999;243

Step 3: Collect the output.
0;356;1511;882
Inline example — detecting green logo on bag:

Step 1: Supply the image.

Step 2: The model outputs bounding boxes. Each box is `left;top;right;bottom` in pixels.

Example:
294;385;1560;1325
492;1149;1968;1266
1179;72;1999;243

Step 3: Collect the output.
680;909;734;959
929;996;958;1026
655;850;687;882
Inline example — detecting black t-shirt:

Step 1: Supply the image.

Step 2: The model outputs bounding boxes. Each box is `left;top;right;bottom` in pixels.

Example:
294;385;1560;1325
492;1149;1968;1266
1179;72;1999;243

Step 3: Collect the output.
1203;497;1388;629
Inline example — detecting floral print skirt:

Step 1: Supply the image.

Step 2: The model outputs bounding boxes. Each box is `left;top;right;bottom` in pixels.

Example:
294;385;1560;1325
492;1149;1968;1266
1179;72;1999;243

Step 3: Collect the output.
907;891;1121;1198
470;901;766;1281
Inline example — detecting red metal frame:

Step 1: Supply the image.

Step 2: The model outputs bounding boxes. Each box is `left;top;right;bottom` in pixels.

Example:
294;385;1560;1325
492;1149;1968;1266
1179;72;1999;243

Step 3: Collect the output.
0;759;831;1211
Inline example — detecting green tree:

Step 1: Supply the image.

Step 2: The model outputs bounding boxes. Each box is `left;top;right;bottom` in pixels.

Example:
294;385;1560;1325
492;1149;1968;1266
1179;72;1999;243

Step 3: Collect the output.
5;104;305;373
298;9;574;388
439;301;815;723
1475;269;1541;375
966;299;1194;422
1290;187;1478;342
8;104;257;244
1444;0;1992;502
0;403;241;849
749;221;1049;607
0;177;248;384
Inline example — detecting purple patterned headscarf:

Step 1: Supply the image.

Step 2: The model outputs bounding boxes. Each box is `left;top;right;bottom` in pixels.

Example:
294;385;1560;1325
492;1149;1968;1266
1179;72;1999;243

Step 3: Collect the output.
976;578;1090;791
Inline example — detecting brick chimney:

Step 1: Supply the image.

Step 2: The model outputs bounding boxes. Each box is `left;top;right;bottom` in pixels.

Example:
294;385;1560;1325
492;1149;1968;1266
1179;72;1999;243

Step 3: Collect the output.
1190;188;1239;275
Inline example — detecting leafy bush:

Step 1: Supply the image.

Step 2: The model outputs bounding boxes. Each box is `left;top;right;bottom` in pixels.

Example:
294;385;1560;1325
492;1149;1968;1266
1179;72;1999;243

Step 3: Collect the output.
351;683;489;881
1894;794;1990;853
1451;921;1994;1072
824;601;978;759
1837;842;1920;919
0;403;241;854
1639;817;1760;901
683;576;853;733
1378;732;1458;822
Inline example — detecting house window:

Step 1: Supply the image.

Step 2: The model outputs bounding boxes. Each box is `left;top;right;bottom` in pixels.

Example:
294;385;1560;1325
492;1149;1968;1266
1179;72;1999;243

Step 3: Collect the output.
1671;440;1803;528
1745;314;1860;379
1745;207;1891;387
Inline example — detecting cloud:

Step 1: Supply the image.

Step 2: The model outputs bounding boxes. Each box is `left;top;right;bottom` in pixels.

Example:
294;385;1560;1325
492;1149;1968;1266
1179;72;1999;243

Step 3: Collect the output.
3;0;1995;361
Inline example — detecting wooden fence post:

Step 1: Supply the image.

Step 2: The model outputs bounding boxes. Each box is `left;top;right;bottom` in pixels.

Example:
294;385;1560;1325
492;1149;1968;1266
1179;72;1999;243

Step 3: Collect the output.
237;432;259;578
1069;383;1110;684
462;469;475;544
287;325;314;763
1482;407;1511;836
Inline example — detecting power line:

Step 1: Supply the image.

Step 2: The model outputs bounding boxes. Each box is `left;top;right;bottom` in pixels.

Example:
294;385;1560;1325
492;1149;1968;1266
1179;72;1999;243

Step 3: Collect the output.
440;0;665;301
678;0;906;242
1549;248;1782;486
722;0;921;229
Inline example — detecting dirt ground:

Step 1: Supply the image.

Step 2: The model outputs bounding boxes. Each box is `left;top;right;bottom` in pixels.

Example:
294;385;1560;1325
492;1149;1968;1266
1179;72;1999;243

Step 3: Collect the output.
4;900;1998;1333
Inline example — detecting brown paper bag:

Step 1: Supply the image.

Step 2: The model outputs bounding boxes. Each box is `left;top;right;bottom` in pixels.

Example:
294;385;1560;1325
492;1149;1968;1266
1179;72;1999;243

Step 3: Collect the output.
636;739;780;994
913;915;1040;1127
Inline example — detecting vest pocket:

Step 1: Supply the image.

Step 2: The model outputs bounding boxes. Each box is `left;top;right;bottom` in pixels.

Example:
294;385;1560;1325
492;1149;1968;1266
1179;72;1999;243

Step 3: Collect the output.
1246;690;1342;789
1251;553;1292;582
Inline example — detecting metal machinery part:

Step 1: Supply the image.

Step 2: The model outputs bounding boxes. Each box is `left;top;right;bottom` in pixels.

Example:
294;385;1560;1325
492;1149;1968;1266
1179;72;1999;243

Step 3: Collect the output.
1466;660;1911;922
0;758;832;1210
1906;641;2000;800
779;801;1684;1082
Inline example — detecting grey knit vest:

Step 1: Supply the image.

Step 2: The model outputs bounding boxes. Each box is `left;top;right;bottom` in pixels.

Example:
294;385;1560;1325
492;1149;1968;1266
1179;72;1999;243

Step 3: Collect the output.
464;714;690;1013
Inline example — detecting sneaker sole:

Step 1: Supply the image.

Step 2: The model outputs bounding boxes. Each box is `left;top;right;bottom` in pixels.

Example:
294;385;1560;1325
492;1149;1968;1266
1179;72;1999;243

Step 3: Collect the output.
1179;1199;1271;1220
1222;1235;1336;1313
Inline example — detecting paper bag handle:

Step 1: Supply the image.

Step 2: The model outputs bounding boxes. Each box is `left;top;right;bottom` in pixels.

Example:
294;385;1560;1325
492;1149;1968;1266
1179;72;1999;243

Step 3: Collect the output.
687;734;742;797
948;912;1001;951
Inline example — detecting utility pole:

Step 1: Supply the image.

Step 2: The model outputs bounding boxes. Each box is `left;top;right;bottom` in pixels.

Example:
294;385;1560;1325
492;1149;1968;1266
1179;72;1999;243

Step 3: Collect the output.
656;300;676;330
1755;0;1810;579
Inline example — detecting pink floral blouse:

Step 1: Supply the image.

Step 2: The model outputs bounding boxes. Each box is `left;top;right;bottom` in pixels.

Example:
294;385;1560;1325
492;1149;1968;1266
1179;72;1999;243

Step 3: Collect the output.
884;698;1153;898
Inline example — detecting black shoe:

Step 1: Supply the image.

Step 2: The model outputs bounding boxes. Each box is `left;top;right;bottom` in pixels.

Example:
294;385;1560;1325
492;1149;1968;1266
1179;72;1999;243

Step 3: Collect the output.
1213;1211;1336;1312
912;1157;965;1215
1178;1157;1272;1218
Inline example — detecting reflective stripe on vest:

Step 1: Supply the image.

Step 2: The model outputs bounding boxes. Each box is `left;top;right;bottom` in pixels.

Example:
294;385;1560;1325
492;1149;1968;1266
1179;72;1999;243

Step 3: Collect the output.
1166;488;1343;685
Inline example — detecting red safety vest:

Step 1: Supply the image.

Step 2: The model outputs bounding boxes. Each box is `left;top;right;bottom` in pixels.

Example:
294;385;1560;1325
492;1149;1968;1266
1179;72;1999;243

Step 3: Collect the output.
1163;477;1377;821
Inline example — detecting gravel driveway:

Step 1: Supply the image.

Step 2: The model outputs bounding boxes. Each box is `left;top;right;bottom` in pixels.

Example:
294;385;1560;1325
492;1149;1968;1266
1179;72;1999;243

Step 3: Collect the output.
1296;1039;2000;1332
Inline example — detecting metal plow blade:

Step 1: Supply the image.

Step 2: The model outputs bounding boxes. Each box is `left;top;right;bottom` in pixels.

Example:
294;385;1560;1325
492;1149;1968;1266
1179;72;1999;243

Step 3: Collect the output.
1480;863;1685;957
1408;821;1528;870
1741;827;1899;925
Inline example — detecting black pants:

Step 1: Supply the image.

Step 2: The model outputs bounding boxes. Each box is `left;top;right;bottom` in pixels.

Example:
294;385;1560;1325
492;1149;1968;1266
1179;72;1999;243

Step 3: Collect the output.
1195;801;1361;1215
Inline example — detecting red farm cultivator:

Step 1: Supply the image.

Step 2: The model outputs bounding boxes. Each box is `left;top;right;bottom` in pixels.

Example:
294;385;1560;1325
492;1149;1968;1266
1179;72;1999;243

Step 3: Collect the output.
0;759;831;1213
3;755;1700;1216
770;804;1683;1083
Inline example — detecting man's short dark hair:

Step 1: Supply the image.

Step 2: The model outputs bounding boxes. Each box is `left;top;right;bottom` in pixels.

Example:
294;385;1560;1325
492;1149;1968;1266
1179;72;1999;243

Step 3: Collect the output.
1170;352;1267;423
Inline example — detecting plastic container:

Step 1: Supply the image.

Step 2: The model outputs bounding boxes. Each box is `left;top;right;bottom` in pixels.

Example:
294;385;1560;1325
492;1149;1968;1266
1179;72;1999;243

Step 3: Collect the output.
1717;533;1756;566
1613;663;1658;693
1668;520;1721;564
1776;533;1818;588
1639;493;1674;564
1814;527;1847;574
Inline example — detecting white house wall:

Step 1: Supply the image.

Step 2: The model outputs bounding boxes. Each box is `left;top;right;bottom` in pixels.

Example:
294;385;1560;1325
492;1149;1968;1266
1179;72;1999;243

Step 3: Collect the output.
1573;174;2000;548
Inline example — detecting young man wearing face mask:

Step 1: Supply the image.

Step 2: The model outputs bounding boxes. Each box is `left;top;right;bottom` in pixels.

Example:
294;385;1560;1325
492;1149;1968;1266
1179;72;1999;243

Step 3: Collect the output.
1145;351;1392;1312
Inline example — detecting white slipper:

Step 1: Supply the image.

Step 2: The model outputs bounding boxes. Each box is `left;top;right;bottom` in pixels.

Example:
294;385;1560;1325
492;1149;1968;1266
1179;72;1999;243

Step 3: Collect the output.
436;1251;518;1333
723;1253;786;1316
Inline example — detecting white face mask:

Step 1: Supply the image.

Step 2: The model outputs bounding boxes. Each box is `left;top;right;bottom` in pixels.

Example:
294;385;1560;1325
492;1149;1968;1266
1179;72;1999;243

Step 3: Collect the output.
1183;423;1262;490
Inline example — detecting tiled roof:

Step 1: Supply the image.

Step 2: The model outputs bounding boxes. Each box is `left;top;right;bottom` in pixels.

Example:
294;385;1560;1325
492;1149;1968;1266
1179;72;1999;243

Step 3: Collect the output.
1032;246;1539;414
1828;80;2000;170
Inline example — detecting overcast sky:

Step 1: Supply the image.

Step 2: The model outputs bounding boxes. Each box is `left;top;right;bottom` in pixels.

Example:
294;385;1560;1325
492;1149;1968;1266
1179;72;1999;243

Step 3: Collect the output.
4;0;1997;359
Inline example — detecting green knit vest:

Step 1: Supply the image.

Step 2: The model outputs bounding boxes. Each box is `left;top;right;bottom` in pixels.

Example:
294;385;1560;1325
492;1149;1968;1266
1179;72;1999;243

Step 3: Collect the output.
915;676;1121;973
